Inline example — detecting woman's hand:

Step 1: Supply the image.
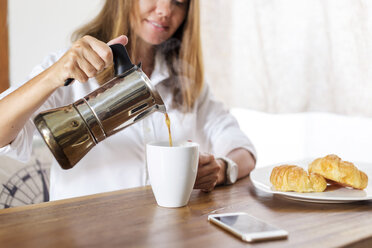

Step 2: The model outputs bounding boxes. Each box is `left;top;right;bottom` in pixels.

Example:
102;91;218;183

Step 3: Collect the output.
0;35;128;148
52;35;128;87
194;152;226;192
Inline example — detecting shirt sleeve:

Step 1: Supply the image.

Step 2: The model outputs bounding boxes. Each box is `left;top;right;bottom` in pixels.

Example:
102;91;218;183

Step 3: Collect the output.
0;49;67;162
195;83;257;160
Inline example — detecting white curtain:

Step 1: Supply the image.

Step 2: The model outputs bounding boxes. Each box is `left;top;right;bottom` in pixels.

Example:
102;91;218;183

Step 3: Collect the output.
201;0;372;117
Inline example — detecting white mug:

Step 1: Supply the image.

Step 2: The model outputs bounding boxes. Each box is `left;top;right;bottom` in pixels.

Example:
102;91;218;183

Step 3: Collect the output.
146;141;199;208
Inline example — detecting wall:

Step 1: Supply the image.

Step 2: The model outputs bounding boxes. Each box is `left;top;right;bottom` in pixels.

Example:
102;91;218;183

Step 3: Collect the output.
8;0;372;117
8;0;103;86
201;0;372;117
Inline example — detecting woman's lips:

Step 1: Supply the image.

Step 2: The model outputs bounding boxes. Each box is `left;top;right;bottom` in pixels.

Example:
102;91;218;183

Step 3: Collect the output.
146;19;168;31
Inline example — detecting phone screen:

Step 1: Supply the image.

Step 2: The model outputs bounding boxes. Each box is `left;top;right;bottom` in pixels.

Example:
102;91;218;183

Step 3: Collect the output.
213;214;280;233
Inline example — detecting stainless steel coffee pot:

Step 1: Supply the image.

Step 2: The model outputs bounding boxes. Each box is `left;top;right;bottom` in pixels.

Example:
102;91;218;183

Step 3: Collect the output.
34;44;166;169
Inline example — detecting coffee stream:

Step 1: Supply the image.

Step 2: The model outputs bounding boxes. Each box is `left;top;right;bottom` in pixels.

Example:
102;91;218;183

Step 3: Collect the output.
165;113;173;147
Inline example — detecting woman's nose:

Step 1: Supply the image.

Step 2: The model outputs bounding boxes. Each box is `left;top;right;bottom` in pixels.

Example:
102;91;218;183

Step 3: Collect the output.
155;0;171;18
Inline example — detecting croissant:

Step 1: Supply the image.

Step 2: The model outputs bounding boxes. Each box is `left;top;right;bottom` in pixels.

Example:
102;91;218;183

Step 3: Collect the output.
308;154;368;190
270;165;327;193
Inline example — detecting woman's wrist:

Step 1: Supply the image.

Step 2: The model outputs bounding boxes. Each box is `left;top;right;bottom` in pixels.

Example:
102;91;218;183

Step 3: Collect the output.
216;158;227;185
41;65;66;91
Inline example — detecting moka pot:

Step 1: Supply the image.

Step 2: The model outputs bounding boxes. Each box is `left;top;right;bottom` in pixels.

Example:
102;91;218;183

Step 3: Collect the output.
34;44;166;169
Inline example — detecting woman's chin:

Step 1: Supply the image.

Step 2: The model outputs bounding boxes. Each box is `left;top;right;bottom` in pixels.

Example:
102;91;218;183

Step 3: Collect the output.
141;35;168;46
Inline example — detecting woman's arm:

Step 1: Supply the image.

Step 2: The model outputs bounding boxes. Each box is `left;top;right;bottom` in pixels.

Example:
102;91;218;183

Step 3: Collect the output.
194;83;257;192
0;35;127;148
0;67;65;148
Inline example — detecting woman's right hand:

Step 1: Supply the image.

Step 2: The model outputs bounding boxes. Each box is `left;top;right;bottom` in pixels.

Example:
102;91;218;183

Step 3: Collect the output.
0;35;128;148
52;35;128;87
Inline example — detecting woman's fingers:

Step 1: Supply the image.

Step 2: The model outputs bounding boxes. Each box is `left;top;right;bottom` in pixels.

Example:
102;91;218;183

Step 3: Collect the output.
77;58;98;79
107;35;129;46
195;173;218;187
195;181;216;191
57;35;117;86
56;35;129;87
196;161;220;179
83;35;113;68
195;173;218;191
82;45;106;73
69;60;89;83
199;152;214;165
194;157;221;191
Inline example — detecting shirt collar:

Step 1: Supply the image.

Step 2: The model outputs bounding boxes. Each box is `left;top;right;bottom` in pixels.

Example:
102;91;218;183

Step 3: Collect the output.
149;51;170;86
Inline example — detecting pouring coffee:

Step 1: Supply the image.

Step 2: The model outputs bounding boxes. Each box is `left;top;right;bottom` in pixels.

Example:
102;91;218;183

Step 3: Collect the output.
34;44;166;169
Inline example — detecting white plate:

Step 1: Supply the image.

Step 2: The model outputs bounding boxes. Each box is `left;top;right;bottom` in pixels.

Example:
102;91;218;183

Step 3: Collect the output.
250;158;372;203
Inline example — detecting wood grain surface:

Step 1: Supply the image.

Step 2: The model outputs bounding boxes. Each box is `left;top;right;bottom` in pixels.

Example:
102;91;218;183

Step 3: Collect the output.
0;177;371;248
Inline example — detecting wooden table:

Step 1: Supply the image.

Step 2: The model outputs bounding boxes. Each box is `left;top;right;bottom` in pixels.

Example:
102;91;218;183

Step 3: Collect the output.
0;177;371;248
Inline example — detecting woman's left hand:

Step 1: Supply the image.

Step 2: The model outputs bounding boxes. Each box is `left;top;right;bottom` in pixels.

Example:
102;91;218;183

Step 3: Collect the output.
194;153;226;192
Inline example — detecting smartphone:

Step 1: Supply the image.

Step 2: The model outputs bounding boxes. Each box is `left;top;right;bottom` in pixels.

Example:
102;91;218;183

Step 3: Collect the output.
208;212;288;243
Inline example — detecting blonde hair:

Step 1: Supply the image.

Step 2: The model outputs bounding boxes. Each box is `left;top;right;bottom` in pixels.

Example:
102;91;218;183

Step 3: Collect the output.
72;0;203;112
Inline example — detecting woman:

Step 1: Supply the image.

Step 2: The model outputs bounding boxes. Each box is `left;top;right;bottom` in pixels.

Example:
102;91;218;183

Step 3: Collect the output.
0;0;256;200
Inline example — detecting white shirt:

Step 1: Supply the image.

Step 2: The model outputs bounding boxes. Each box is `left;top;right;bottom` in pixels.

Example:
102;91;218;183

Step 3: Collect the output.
0;49;256;201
